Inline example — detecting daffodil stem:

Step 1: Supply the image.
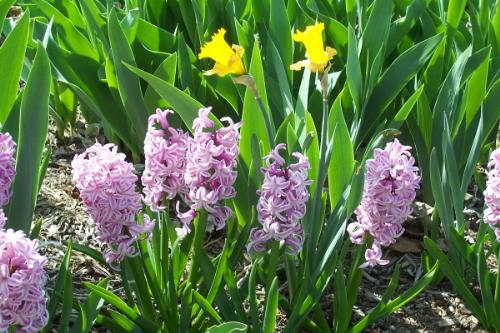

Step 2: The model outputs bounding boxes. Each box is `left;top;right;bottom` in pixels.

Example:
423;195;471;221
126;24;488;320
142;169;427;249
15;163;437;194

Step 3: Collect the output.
246;76;276;148
256;95;276;148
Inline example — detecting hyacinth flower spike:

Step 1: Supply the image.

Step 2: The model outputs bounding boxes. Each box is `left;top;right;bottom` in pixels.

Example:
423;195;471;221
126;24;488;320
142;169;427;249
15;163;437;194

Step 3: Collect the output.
348;139;420;267
72;143;154;268
248;144;312;255
0;132;16;208
484;148;500;241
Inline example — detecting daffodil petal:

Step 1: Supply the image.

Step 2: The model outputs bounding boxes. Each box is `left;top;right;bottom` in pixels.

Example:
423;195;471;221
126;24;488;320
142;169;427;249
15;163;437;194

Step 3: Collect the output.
290;59;310;71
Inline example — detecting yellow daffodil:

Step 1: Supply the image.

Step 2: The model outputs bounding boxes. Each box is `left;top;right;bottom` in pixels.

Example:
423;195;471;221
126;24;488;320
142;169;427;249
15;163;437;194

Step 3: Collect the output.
198;28;245;76
290;22;337;73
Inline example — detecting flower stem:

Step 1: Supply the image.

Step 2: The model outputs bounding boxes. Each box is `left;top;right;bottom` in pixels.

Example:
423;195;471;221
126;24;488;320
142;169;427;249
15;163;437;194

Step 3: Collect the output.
234;74;276;147
266;241;280;297
189;209;208;285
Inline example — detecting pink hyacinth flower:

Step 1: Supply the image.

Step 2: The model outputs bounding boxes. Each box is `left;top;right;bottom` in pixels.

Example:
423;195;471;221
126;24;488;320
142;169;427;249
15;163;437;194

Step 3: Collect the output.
180;107;241;234
142;109;189;211
348;139;420;267
0;228;48;332
72;143;154;267
248;144;312;255
0;132;16;207
484;149;500;240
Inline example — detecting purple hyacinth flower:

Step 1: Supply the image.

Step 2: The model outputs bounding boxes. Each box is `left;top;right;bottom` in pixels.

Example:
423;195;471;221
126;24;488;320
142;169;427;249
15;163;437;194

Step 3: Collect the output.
142;109;189;212
0;228;48;332
248;144;312;255
348;139;420;267
72;143;154;268
179;107;241;234
484;149;500;240
0;132;16;207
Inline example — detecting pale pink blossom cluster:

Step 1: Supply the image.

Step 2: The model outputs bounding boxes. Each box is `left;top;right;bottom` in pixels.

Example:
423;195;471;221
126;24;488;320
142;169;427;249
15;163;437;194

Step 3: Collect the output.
0;132;16;207
484;149;500;241
0;133;49;331
177;107;242;236
347;139;420;267
0;229;48;332
142;109;189;211
248;144;312;255
72;143;154;267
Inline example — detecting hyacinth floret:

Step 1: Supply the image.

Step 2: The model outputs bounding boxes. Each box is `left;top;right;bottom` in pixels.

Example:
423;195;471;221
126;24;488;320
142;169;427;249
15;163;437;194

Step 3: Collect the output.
484;149;500;241
0;228;48;332
72;143;154;267
142;109;189;211
0;132;16;207
177;108;241;234
347;139;420;267
248;144;312;255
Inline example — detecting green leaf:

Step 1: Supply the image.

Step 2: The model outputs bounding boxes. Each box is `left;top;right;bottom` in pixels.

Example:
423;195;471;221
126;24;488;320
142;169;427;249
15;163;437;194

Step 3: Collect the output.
206;322;248;333
192;290;223;324
108;9;149;144
262;277;279;333
57;268;74;333
360;33;443;143
447;0;467;31
362;0;392;67
269;0;292;82
5;43;50;233
423;237;487;325
83;282;161;331
0;0;15;33
0;10;29;123
42;241;72;333
74;279;109;333
328;99;354;211
239;39;271;170
125;63;204;130
347;26;362;113
388;85;424;129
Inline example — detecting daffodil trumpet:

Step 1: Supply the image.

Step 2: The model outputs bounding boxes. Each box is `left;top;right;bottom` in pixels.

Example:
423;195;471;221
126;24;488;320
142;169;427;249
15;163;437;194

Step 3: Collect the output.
198;28;245;77
290;22;337;73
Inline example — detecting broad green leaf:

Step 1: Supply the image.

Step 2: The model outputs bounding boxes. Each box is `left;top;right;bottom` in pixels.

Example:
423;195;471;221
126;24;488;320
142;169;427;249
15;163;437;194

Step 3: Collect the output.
360;33;443;144
240;40;271;170
269;0;292;82
144;53;177;111
328;99;354;211
362;0;392;67
108;9;148;143
0;10;29;123
74;279;109;333
0;0;15;33
388;85;424;129
6;43;50;233
447;0;467;31
262;277;279;333
125;63;205;130
347;26;362;113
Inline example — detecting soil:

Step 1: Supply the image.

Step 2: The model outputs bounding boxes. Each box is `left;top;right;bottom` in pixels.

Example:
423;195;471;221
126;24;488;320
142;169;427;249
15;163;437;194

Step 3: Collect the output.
35;120;488;332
